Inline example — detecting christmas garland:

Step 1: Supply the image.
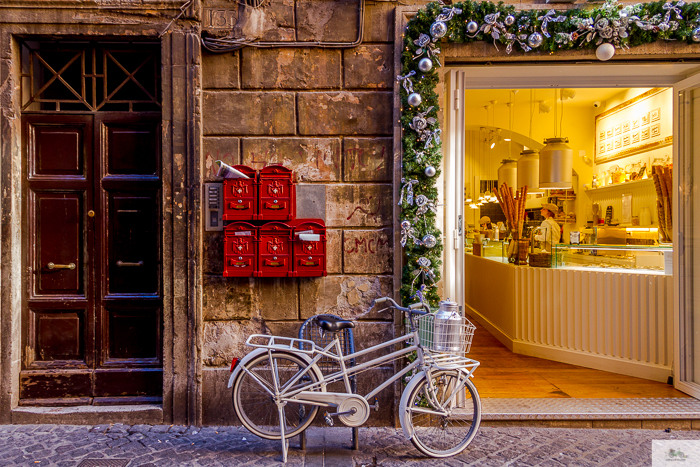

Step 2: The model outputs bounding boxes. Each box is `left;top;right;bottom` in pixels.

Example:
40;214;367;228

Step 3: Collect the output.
398;0;700;308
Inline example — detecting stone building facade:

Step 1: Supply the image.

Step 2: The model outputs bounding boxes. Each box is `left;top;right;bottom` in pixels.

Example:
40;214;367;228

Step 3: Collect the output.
2;0;697;428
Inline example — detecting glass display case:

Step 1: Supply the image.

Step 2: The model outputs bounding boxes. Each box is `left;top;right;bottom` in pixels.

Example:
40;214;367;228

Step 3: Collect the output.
553;244;672;275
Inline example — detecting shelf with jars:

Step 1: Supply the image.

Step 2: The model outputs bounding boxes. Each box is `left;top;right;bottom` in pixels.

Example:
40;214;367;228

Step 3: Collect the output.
585;177;654;194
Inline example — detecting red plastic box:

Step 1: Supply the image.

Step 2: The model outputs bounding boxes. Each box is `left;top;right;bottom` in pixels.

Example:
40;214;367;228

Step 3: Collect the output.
290;219;327;277
258;165;295;221
256;222;293;277
223;222;258;277
223;165;258;221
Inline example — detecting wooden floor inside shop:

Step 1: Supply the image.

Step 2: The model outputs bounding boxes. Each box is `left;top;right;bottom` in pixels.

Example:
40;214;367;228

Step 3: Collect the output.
469;328;690;399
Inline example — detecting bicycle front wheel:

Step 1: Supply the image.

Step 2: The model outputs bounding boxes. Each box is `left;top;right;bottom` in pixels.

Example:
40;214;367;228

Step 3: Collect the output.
232;351;320;440
404;369;481;458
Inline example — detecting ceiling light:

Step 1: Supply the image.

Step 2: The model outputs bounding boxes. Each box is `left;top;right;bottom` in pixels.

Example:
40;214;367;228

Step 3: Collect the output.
517;149;544;194
560;89;576;101
497;159;517;191
540;137;573;189
538;101;551;114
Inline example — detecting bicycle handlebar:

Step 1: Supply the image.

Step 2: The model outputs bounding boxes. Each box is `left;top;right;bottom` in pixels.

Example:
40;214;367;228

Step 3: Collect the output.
374;296;428;315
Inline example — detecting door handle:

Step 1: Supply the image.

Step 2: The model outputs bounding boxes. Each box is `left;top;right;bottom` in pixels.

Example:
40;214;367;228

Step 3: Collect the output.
116;260;144;267
47;262;76;270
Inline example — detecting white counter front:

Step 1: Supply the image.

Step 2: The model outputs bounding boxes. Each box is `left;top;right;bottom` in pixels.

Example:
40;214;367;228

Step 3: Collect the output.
464;254;673;382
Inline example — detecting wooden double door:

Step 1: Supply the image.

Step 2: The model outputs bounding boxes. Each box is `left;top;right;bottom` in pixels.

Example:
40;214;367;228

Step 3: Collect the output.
21;113;163;405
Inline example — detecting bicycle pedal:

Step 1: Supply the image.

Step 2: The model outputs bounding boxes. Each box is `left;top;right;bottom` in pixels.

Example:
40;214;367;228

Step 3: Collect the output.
368;397;379;412
323;412;334;427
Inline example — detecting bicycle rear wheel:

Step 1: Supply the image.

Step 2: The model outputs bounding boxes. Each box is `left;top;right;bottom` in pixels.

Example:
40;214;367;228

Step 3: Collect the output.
404;369;481;458
232;351;320;440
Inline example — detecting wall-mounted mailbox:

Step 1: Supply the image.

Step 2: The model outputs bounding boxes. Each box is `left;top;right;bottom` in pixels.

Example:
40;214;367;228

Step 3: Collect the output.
223;222;258;277
290;219;327;277
257;222;293;277
222;165;258;221
258;165;295;221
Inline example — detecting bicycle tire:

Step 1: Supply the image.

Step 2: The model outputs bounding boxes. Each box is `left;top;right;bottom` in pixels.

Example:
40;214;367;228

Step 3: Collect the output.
404;369;481;458
232;351;320;440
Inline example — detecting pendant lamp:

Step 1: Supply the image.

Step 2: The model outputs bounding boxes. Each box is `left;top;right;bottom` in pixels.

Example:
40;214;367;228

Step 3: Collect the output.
497;159;517;191
539;137;573;189
517;149;544;194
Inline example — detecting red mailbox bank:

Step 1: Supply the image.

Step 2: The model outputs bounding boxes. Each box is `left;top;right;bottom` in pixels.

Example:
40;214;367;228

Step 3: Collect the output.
256;222;293;277
291;220;327;277
223;222;258;277
258;166;295;220
223;165;258;221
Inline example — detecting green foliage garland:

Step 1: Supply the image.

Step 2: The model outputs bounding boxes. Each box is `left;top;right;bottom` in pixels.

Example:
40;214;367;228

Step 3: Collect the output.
399;0;700;308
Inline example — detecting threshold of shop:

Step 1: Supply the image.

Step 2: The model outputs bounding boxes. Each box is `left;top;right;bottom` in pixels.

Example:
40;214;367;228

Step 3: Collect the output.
481;398;700;430
11;404;163;425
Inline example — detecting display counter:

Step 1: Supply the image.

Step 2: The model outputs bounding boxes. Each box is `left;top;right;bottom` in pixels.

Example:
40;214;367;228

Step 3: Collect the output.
464;252;673;382
554;243;672;275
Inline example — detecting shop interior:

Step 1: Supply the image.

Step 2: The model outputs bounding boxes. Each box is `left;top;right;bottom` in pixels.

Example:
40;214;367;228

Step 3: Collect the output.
461;86;686;399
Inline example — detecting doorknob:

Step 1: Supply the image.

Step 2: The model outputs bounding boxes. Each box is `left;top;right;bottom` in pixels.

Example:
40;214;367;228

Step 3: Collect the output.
88;210;95;217
47;262;76;270
116;260;144;267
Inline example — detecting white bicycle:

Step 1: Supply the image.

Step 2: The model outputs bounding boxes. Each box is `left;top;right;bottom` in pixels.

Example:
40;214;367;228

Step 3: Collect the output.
228;296;481;462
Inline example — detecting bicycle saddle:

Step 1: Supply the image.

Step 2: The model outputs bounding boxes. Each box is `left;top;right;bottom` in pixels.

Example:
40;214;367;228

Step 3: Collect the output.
315;315;355;333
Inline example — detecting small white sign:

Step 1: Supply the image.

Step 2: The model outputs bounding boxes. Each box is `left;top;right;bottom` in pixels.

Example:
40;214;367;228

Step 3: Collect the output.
234;231;251;236
653;440;700;465
664;251;673;275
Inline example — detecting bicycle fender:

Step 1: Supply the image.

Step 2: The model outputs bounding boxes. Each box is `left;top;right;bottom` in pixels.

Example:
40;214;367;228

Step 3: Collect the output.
227;348;325;389
398;370;427;441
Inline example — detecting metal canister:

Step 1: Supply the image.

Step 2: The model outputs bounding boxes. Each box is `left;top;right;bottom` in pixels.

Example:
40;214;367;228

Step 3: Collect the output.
433;300;463;352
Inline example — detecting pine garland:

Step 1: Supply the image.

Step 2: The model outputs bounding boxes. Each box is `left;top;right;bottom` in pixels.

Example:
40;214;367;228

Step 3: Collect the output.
399;0;700;308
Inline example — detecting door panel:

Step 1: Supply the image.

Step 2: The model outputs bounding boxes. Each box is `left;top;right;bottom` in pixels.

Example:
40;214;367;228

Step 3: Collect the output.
32;309;85;362
107;192;160;295
105;123;160;176
30;124;86;178
105;305;161;361
33;192;83;295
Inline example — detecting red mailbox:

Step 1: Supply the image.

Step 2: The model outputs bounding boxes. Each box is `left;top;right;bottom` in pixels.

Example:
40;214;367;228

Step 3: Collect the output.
291;219;327;277
223;222;258;277
258;165;295;221
256;222;293;277
223;165;258;221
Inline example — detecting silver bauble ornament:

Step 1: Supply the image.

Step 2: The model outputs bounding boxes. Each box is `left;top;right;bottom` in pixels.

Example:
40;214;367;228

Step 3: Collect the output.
527;31;543;48
595;43;615;61
693;26;700;42
407;92;422;107
401;220;411;230
418;57;433;72
467;21;479;34
430;21;447;39
424;165;436;177
422;234;437;248
504;15;515;26
619;9;629;18
415;194;428;207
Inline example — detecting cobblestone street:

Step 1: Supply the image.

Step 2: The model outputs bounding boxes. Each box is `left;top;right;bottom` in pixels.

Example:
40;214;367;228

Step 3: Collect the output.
1;423;700;466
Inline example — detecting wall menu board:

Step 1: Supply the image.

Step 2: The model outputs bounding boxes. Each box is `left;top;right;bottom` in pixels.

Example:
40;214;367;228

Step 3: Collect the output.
595;88;673;164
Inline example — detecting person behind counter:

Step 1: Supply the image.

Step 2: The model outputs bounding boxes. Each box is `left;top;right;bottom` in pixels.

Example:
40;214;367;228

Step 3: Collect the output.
534;203;561;253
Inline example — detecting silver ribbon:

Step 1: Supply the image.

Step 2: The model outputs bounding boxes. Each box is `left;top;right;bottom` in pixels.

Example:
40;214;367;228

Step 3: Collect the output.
422;128;442;149
436;6;462;22
396;70;416;94
412;34;441;66
399;178;419;206
411;257;436;292
538;9;567;38
415;151;425;164
663;0;685;23
400;220;421;247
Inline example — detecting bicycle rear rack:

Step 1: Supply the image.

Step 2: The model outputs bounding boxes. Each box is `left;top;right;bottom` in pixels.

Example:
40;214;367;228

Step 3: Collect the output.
246;334;317;354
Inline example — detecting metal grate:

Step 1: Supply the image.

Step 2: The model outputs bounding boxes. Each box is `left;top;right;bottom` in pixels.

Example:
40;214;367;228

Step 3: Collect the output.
76;459;130;467
20;41;161;113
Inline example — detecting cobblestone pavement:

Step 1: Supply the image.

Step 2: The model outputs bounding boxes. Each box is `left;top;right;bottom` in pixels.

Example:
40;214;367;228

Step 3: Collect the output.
1;424;700;466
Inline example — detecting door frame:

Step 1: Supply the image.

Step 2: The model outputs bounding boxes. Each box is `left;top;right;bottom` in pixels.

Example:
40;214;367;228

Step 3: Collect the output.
673;71;700;399
0;19;202;424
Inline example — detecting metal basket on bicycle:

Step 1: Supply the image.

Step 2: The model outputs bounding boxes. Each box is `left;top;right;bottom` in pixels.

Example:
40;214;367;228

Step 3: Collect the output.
409;300;476;355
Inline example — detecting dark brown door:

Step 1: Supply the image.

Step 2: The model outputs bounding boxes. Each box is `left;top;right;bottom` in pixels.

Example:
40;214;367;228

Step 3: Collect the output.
21;113;162;405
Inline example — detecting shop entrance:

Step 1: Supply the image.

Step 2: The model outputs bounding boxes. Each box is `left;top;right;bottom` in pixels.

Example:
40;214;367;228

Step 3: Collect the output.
441;63;700;399
19;42;163;405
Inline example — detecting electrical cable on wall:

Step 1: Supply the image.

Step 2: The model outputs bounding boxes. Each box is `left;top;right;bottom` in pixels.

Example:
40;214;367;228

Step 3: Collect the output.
201;0;365;52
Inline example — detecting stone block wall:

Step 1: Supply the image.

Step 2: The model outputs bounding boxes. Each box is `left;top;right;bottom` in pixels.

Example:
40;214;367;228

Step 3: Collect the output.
200;0;397;426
